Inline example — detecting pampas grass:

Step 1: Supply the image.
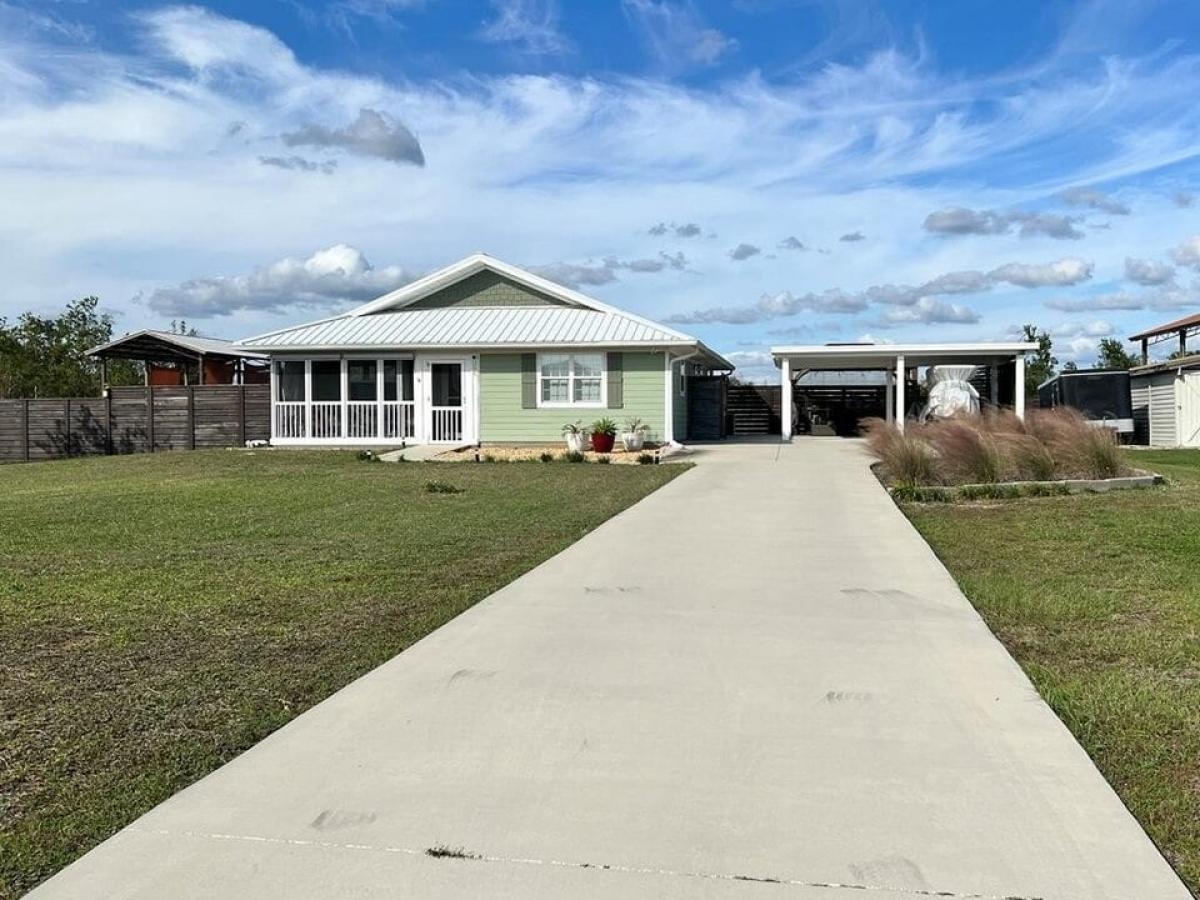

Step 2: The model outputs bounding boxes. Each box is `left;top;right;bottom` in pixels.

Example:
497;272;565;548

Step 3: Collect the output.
863;409;1129;487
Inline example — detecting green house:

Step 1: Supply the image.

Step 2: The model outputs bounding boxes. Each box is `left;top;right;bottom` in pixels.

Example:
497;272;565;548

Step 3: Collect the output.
237;254;732;446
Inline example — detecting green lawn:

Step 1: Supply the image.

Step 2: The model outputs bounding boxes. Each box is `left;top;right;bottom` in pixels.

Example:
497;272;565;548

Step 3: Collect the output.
0;450;685;898
903;449;1200;894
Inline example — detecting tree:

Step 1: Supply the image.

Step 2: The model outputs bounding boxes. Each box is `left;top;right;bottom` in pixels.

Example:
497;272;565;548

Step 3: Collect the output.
1021;324;1056;394
1062;360;1079;372
0;297;140;398
1095;337;1139;370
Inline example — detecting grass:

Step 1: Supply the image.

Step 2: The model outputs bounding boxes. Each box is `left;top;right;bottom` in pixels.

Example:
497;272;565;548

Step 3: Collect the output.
0;449;685;898
901;449;1200;893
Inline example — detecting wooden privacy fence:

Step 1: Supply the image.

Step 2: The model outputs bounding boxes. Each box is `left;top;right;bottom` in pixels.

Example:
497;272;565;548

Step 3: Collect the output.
0;385;270;463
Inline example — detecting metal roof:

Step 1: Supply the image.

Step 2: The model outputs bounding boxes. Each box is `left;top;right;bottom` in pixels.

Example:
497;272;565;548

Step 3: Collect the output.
87;330;266;360
242;306;694;350
771;342;1036;370
1127;312;1200;342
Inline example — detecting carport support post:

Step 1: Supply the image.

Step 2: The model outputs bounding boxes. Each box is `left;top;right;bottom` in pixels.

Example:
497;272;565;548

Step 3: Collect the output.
780;356;793;440
885;371;894;425
1014;354;1026;420
989;364;999;407
894;355;906;432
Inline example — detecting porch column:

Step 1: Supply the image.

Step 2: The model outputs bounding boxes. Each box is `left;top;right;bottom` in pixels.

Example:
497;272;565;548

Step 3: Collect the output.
1141;337;1149;366
662;353;675;444
303;360;313;438
989;363;999;407
376;358;385;438
780;357;793;440
885;370;894;424
895;355;906;432
340;358;349;439
1014;354;1026;420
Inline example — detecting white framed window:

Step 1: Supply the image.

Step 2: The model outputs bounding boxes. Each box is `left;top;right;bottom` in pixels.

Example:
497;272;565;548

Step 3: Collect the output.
539;352;605;407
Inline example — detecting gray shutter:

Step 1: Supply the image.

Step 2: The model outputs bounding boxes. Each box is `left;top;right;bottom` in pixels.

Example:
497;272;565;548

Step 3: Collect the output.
521;353;537;408
607;352;623;408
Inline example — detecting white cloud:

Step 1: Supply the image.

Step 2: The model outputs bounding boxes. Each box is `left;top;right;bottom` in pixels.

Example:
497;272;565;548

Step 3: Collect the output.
1170;235;1200;269
480;0;571;56
1053;319;1115;339
622;0;737;69
988;258;1093;288
882;296;980;325
923;207;1084;240
1124;256;1175;286
1045;291;1146;312
143;245;412;317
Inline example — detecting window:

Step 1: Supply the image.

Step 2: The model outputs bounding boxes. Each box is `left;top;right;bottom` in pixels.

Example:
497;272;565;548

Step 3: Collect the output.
276;361;304;402
348;360;377;401
311;360;341;401
539;353;604;407
382;360;414;402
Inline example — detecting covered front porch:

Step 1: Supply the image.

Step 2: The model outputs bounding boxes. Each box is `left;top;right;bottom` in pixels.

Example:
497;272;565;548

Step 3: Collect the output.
271;355;478;445
771;342;1038;438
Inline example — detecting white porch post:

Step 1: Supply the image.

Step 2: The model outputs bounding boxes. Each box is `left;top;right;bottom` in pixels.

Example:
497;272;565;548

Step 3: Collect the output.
1014;354;1026;420
303;360;312;438
895;355;906;432
990;363;999;407
376;358;385;438
339;358;349;439
780;356;793;440
885;370;894;425
662;352;675;444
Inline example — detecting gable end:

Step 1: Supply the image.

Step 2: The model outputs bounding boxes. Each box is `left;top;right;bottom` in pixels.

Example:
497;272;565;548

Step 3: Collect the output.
406;270;574;310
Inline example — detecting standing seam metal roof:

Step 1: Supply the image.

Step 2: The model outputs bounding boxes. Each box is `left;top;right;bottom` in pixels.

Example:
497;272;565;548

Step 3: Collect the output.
240;306;690;349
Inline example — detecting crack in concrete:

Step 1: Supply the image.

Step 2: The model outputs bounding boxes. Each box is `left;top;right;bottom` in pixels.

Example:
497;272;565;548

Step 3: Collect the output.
131;827;1043;900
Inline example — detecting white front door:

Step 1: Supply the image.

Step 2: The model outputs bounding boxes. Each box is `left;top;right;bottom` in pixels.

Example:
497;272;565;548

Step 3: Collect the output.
1178;372;1200;447
422;358;476;443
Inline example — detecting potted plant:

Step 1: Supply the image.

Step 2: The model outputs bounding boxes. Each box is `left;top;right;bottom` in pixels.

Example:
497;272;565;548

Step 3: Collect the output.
562;420;590;454
590;417;617;453
620;417;648;451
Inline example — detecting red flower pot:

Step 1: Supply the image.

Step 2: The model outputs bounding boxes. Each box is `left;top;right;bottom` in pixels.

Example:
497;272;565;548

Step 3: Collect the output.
591;432;615;453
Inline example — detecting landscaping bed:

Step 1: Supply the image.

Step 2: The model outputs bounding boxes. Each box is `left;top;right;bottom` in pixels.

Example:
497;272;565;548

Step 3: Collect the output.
0;450;685;898
900;448;1200;893
435;443;665;464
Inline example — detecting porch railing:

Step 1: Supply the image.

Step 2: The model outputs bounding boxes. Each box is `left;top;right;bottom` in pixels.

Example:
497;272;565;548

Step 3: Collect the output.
311;401;342;439
430;406;463;443
347;401;377;439
275;401;306;439
383;401;416;439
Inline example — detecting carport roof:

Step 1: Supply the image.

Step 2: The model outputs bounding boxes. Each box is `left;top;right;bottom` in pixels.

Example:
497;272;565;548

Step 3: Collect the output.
770;342;1037;370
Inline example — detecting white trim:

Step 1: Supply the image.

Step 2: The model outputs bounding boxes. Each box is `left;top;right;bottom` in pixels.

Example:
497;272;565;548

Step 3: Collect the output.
895;355;906;433
663;351;674;445
772;341;1037;358
1014;354;1026;421
535;351;606;409
780;356;792;440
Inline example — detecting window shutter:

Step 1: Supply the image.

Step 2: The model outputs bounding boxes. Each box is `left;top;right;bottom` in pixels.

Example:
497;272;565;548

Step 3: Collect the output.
521;353;537;408
607;352;623;408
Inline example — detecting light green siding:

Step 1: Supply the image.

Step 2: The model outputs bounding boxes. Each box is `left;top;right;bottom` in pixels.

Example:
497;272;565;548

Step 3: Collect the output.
408;270;571;310
672;361;688;441
479;352;666;442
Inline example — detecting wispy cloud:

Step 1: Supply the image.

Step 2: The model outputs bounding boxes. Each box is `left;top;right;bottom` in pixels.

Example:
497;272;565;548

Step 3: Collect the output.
839;231;865;243
259;155;337;174
622;0;737;70
777;236;808;251
923;207;1084;240
648;221;703;238
1170;235;1200;269
480;0;571;56
728;242;760;260
1124;256;1175;286
1058;186;1130;215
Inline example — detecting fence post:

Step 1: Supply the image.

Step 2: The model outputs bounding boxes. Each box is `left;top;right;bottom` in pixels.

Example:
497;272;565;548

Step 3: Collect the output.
65;398;71;458
147;386;155;453
238;385;246;447
105;389;113;455
188;386;196;450
22;398;30;461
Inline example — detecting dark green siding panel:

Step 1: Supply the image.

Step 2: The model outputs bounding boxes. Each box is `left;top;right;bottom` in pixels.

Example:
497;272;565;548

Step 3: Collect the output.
607;352;623;408
407;270;572;310
521;353;537;408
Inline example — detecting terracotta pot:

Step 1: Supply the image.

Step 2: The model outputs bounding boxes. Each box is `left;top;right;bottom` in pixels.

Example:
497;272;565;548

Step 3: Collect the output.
591;432;615;453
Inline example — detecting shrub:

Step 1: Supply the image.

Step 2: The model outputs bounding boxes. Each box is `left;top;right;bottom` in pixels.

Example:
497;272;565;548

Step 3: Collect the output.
482;453;497;463
357;449;378;462
595;455;611;464
1002;433;1057;482
892;484;951;503
562;450;586;463
424;480;462;494
1030;408;1127;479
637;453;655;465
539;451;554;463
590;417;618;437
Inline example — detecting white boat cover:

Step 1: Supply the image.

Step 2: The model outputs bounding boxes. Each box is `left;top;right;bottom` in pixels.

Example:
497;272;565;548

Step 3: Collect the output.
921;365;980;421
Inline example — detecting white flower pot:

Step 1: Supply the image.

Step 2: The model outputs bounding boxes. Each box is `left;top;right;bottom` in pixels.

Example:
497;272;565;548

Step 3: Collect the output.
564;432;588;453
620;432;645;452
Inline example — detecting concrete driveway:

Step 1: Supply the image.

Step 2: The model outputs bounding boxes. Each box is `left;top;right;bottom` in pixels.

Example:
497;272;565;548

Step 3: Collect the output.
29;440;1190;900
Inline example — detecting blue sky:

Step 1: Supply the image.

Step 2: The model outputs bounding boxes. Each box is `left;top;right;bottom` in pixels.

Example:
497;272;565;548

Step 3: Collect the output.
3;0;1200;380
